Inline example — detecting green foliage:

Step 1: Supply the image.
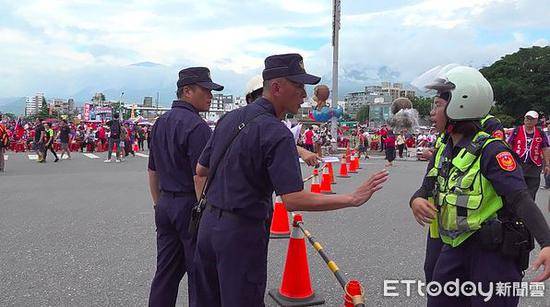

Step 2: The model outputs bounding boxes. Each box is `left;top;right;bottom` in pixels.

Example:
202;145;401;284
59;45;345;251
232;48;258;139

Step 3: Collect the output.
411;96;432;118
480;46;550;125
3;112;16;119
356;105;369;123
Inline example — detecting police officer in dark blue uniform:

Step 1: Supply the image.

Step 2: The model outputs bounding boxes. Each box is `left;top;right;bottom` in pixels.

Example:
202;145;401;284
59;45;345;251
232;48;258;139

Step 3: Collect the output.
147;67;223;306
410;65;550;306
192;53;389;307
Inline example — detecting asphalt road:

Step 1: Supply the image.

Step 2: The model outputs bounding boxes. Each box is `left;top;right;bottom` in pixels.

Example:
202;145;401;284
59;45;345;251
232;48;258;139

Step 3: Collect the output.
1;151;548;306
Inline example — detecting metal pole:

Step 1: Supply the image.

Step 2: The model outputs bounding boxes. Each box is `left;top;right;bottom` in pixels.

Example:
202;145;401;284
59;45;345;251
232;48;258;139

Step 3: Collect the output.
331;0;341;151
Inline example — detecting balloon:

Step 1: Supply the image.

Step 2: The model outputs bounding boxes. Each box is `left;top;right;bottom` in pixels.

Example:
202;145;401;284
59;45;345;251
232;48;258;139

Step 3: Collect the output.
311;106;344;122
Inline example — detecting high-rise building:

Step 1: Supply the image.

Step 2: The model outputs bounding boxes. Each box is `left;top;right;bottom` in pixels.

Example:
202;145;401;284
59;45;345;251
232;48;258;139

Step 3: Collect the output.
68;98;75;112
343;91;392;120
25;93;45;116
49;98;73;115
202;94;233;122
379;82;415;101
143;96;153;107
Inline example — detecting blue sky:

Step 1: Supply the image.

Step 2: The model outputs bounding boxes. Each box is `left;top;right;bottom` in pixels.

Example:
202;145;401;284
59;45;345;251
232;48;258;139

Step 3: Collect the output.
0;0;548;99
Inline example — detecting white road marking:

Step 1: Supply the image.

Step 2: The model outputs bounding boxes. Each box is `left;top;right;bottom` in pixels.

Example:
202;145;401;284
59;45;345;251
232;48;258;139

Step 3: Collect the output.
83;153;100;159
135;153;149;158
28;154;38;160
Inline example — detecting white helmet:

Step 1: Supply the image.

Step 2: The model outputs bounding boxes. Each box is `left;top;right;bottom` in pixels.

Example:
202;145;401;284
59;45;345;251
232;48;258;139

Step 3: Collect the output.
245;75;263;96
414;64;494;121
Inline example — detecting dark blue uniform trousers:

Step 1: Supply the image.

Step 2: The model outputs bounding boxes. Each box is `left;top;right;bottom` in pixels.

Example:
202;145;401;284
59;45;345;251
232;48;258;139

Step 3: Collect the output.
194;208;269;307
424;234;444;282
149;194;197;307
428;237;521;307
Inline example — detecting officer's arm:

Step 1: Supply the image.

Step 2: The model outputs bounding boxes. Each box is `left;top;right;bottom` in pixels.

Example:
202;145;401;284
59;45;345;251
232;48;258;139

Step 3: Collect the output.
194;163;208;201
148;170;160;207
409;151;437;207
283;169;388;212
296;145;320;167
481;144;550;249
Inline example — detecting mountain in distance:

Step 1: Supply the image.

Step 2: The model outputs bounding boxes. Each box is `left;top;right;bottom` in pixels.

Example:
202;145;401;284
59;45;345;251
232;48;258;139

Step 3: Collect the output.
0;97;26;115
0;61;416;114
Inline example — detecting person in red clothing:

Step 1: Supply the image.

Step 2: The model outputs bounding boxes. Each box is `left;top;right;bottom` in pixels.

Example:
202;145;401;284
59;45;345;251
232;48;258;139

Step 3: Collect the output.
384;130;397;167
507;110;550;199
378;124;388;152
303;126;315;153
97;125;106;150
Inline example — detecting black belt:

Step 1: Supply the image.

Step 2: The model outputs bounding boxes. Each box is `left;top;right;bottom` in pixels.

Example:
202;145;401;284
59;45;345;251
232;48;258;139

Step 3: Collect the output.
206;203;244;220
160;190;195;198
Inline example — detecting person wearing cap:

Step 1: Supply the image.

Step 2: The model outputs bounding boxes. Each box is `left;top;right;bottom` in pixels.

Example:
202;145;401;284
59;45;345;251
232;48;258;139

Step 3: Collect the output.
245;74;321;166
507;110;550;199
193;53;388;306
410;65;550;306
147;67;223;306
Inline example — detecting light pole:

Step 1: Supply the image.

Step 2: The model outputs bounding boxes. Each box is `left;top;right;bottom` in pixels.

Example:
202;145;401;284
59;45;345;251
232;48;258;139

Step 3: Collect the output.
331;0;341;151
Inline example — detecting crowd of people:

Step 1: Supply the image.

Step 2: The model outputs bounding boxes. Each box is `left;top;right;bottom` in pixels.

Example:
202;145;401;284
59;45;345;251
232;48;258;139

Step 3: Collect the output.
0;114;151;165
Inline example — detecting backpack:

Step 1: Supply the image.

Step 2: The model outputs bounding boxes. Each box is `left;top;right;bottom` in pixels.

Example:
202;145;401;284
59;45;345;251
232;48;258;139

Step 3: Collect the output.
110;120;121;138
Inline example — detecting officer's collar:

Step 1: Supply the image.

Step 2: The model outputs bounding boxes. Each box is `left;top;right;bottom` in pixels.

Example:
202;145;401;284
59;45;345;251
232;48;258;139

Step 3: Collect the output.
446;134;476;151
253;97;277;116
171;100;199;114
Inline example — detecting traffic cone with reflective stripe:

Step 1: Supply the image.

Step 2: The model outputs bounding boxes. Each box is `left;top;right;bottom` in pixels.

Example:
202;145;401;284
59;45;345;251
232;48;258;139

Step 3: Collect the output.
344;280;365;307
349;154;358;173
270;196;290;239
338;156;350;178
327;162;336;184
269;214;325;306
320;166;335;194
310;169;321;193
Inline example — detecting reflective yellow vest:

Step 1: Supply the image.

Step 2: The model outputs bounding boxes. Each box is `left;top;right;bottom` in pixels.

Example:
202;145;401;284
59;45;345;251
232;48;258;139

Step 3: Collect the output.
427;134;446;238
427;131;503;247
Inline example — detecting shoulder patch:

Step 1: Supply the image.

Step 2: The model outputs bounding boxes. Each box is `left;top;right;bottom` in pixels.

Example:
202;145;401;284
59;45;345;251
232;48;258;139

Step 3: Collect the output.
492;130;504;140
495;151;516;171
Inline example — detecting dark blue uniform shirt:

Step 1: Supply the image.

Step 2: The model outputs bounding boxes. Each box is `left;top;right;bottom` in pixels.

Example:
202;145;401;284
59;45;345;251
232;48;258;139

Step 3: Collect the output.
148;100;212;193
198;98;304;220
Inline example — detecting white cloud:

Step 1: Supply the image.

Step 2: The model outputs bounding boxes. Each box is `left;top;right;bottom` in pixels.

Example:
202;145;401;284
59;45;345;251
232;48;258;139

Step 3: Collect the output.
0;0;548;98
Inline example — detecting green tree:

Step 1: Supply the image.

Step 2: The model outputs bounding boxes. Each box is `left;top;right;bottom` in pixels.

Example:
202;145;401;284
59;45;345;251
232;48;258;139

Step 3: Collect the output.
356;105;369;123
3;112;16;120
411;96;432;119
480;46;550;125
37;97;50;119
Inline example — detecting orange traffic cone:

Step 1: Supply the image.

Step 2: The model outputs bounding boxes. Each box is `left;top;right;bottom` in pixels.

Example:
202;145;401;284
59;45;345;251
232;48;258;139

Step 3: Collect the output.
344;280;365;307
269;214;325;306
354;151;363;169
338;156;350;178
349;154;358;173
326;162;336;184
270;196;290;239
320;167;335;194
310;169;321;193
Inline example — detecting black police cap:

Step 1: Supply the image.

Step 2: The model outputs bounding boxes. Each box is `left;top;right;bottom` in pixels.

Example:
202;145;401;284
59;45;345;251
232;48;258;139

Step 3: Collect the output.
177;67;224;91
262;53;321;85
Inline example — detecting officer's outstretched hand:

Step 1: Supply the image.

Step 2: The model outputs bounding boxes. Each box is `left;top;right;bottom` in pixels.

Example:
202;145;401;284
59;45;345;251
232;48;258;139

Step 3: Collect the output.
531;246;550;282
350;170;389;207
300;150;321;167
411;197;437;226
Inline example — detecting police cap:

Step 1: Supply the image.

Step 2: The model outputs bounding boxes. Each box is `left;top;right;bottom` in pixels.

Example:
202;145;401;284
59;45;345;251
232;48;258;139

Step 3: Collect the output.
262;53;321;85
177;67;224;91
